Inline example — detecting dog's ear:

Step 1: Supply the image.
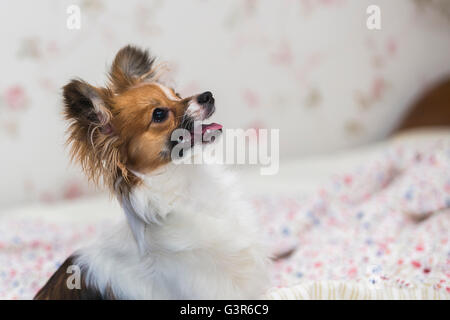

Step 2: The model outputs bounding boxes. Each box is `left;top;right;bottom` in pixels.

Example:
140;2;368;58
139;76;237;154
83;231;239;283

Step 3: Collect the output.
108;45;156;93
63;79;112;134
63;79;120;188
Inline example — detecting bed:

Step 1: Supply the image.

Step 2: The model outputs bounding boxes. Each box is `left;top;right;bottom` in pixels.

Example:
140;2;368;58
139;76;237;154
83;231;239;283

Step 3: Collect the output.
1;128;449;299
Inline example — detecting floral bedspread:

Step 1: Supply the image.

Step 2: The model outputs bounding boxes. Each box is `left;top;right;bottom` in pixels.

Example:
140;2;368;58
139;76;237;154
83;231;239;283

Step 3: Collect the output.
1;139;449;299
261;139;450;298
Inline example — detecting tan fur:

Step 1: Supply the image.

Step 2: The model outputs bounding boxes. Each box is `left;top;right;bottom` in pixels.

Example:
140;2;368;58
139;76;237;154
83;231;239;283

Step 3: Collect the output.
64;46;190;195
113;84;189;173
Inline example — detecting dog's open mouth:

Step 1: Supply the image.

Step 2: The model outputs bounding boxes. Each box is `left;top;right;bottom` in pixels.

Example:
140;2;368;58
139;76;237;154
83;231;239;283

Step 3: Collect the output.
190;122;223;144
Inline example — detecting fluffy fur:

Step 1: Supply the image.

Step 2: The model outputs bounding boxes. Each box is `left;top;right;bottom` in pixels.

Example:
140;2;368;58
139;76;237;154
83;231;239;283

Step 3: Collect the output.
35;45;270;300
76;160;269;299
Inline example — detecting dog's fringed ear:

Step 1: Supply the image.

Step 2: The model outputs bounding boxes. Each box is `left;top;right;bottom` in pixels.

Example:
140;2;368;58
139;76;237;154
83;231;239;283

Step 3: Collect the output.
108;45;157;93
63;79;113;134
63;79;120;188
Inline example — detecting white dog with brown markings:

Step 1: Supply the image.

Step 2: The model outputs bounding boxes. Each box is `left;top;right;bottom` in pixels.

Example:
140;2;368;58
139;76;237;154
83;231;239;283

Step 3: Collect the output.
35;45;270;300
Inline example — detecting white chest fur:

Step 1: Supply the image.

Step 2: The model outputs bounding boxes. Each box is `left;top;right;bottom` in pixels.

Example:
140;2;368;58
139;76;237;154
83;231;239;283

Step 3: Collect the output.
75;162;270;299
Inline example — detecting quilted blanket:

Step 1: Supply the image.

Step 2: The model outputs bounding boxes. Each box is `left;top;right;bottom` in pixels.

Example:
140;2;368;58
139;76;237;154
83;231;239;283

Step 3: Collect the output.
1;137;449;299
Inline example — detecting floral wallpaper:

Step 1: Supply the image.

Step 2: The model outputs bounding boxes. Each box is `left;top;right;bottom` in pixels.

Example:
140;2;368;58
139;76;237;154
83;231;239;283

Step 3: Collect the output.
0;0;449;208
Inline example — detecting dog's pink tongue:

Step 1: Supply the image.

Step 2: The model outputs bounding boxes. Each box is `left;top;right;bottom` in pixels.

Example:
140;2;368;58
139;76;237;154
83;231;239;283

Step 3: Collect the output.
201;123;223;134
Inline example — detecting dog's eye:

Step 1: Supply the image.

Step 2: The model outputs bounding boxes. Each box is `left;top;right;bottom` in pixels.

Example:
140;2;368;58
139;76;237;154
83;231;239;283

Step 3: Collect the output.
152;108;168;123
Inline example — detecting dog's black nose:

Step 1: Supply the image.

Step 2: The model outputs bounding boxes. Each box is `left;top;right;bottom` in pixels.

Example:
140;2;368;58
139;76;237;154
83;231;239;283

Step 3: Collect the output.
197;91;214;105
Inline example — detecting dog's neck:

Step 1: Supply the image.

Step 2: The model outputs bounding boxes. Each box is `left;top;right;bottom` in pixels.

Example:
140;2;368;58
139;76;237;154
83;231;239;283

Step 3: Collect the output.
121;158;239;254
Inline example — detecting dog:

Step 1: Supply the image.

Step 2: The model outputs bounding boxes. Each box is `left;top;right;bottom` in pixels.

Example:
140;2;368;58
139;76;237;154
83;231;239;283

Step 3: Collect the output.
34;45;270;299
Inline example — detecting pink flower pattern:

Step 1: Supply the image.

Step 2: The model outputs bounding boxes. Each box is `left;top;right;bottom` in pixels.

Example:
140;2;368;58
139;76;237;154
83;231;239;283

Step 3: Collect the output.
0;1;449;210
1;139;450;299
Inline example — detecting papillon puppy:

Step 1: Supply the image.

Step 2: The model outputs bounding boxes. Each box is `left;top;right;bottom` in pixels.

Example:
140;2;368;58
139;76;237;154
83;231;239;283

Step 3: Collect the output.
34;45;270;300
